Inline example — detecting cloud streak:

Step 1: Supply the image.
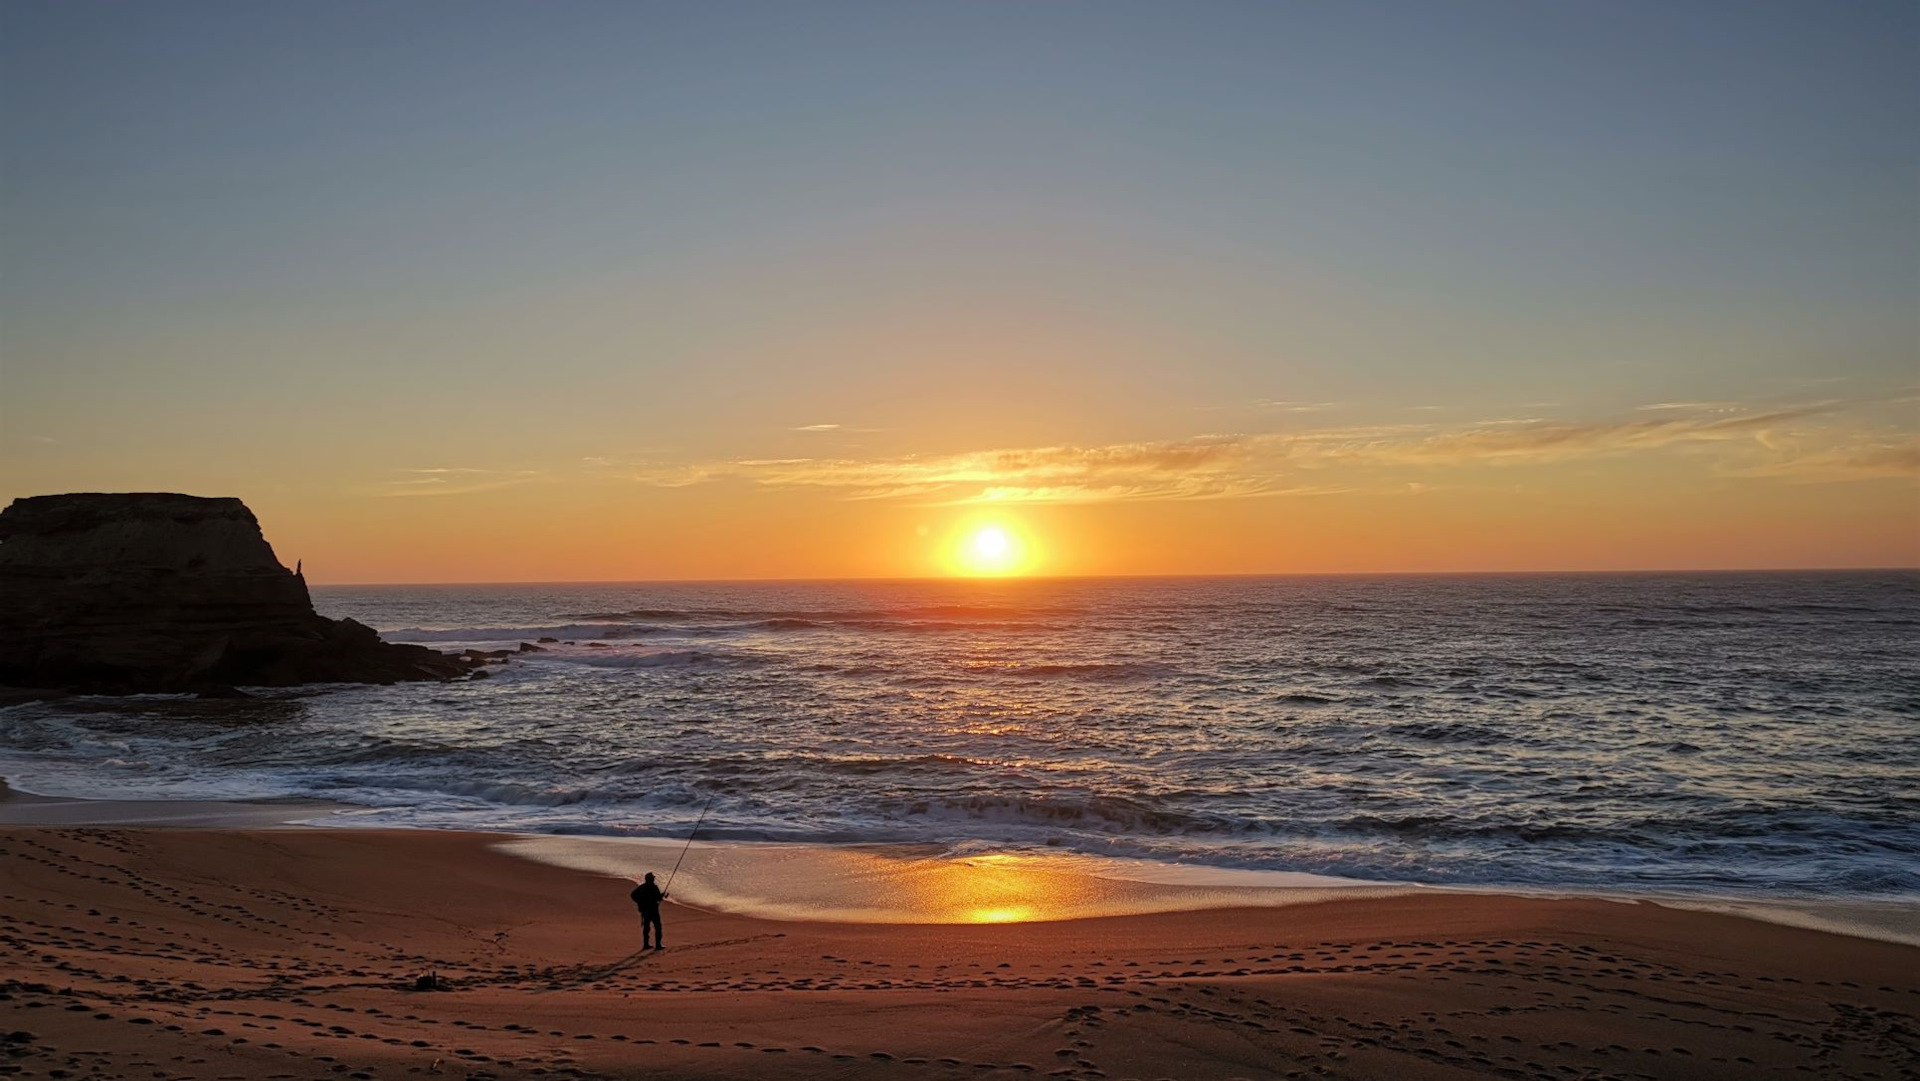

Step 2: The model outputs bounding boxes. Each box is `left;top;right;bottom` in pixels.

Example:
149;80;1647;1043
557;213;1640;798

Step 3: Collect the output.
1736;437;1920;481
371;468;542;497
1386;406;1833;464
704;435;1272;503
613;401;1906;504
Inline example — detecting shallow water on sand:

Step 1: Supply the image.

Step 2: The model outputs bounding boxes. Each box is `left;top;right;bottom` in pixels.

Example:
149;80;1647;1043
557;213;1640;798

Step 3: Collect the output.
2;572;1915;906
500;834;1413;925
498;834;1920;945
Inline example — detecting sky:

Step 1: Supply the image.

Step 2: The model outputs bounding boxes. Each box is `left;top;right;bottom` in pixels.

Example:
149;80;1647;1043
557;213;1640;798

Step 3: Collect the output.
2;1;1915;582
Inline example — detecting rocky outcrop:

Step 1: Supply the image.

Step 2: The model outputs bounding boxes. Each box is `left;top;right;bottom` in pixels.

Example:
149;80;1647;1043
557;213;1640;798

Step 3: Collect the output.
0;493;483;694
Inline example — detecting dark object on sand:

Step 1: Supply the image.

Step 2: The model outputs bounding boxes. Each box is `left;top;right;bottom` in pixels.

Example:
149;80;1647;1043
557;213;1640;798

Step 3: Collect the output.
413;971;449;992
0;492;486;695
632;791;716;949
631;874;666;949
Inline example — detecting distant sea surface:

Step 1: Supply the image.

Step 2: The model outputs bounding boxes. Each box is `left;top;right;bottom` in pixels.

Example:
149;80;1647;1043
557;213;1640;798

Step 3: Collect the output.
3;572;1917;903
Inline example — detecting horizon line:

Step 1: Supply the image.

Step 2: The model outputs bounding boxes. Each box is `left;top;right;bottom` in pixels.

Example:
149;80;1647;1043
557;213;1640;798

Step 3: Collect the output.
304;565;1920;589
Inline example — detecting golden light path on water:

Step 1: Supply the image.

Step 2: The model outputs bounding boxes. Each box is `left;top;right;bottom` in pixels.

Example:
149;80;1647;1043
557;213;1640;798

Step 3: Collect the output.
495;836;1920;943
499;836;1408;924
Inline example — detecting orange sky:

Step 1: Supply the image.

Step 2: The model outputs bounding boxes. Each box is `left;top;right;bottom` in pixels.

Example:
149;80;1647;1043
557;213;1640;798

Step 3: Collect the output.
3;5;1916;581
185;437;1911;583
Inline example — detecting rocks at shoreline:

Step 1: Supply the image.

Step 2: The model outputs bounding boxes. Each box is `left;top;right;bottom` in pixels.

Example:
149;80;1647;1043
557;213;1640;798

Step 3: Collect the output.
0;492;485;695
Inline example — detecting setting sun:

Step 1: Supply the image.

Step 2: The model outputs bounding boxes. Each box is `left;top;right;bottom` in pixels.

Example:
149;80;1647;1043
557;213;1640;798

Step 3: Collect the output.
945;519;1039;577
972;526;1010;561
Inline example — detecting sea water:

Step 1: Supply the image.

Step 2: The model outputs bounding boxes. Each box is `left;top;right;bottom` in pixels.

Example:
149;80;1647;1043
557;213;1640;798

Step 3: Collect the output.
2;572;1915;914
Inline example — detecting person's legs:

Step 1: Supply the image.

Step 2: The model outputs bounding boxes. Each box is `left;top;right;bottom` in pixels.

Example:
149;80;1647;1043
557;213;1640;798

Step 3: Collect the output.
640;911;654;948
643;911;662;948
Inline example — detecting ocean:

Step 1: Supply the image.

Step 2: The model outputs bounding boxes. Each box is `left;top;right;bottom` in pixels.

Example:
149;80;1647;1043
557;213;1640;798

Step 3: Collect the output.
3;571;1916;912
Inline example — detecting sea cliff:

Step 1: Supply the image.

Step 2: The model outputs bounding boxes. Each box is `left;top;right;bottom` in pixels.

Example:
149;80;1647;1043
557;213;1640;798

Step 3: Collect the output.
0;492;479;694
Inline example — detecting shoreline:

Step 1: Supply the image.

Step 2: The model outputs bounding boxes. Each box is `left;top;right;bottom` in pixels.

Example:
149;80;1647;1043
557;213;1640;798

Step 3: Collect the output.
1;824;1916;1080
0;776;353;828
5;775;1919;949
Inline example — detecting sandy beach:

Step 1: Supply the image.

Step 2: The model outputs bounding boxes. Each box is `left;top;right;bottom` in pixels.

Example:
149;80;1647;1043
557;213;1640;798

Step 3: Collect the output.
2;822;1917;1081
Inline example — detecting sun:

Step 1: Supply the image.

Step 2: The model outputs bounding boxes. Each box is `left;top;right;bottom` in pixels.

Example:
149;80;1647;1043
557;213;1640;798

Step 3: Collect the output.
972;527;1011;562
946;519;1037;576
961;526;1019;575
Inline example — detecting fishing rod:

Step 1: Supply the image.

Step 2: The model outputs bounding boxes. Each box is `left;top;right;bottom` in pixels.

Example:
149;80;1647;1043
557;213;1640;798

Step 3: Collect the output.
663;790;717;894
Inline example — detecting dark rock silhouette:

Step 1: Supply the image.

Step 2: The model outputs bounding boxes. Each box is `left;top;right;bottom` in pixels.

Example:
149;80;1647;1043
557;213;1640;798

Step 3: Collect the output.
0;492;483;694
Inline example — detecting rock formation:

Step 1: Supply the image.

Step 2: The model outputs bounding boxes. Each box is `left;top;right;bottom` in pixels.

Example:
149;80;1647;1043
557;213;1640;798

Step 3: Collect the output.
0;493;483;694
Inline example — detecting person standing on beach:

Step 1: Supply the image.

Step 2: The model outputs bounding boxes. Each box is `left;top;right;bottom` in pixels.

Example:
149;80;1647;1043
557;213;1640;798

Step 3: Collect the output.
630;872;667;949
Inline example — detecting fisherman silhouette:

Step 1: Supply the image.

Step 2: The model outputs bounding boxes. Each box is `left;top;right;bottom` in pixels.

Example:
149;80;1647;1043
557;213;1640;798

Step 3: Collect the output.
630;872;667;949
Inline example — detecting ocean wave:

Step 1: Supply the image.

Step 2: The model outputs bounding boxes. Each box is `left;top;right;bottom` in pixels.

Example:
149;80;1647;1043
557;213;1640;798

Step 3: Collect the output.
383;624;673;643
738;617;1056;634
814;753;985;776
852;618;1057;633
1393;722;1508;744
562;604;1078;623
393;616;1058;641
327;737;487;766
1004;662;1176;681
894;792;1230;835
557;648;747;669
1352;675;1429;690
744;618;823;631
1334;813;1635;844
569;608;699;621
336;776;606;809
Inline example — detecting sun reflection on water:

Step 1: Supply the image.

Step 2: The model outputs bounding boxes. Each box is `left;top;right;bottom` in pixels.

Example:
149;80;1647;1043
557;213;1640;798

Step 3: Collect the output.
504;835;1401;925
969;905;1038;924
902;853;1099;923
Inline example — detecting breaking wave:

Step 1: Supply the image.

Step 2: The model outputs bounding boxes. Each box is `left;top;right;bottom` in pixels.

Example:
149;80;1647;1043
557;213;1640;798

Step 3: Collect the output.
1008;662;1176;681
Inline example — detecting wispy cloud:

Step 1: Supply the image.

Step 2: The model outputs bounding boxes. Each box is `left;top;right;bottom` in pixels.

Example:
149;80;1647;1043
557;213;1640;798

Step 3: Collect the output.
1636;401;1744;413
694;436;1272;504
371;467;542;497
1387;405;1833;464
1253;399;1339;413
1735;437;1920;481
789;422;887;434
612;400;1907;504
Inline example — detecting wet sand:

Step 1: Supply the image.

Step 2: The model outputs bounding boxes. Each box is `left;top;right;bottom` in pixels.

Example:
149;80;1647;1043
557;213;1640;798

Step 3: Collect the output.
2;826;1917;1081
0;779;347;829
